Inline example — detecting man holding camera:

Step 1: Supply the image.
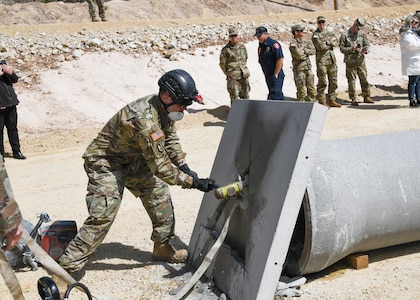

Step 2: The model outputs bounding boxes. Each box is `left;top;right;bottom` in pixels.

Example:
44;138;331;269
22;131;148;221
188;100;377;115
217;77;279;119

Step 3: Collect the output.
0;60;25;160
339;18;375;106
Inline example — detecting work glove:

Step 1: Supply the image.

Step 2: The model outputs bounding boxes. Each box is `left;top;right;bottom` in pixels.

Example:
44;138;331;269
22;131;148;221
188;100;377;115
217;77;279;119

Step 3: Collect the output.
179;164;199;181
192;177;218;192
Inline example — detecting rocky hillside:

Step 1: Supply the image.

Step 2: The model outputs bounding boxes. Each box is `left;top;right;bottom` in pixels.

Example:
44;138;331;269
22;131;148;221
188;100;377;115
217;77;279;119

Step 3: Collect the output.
0;0;418;26
0;2;417;90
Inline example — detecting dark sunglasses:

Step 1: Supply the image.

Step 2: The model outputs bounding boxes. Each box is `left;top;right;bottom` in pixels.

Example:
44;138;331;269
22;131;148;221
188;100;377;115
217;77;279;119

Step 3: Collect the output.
296;30;303;32
318;21;325;24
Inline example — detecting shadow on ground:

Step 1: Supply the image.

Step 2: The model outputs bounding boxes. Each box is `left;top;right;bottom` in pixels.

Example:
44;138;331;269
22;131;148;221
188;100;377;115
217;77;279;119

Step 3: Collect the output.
304;240;420;283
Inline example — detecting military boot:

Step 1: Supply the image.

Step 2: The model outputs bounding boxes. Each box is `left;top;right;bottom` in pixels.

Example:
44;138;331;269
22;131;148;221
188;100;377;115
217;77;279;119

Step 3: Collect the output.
328;99;342;108
101;17;108;22
351;99;359;106
318;94;329;108
364;96;374;103
153;241;188;263
91;17;99;22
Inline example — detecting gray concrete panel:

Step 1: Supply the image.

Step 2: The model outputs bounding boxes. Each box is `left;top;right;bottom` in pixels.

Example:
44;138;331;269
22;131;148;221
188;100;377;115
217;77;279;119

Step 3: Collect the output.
286;130;420;275
188;100;327;300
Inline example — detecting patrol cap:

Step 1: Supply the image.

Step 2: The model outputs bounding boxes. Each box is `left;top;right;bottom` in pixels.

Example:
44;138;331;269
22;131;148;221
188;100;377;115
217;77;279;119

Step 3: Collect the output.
356;18;364;27
317;16;326;23
291;24;305;32
254;26;268;37
415;11;420;21
228;26;238;36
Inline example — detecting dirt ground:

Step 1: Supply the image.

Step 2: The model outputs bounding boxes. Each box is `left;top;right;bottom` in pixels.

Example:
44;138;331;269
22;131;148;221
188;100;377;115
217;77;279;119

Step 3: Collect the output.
1;1;420;300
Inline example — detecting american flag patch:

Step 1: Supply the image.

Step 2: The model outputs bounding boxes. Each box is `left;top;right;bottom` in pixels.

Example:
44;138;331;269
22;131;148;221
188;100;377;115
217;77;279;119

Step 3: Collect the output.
150;130;164;141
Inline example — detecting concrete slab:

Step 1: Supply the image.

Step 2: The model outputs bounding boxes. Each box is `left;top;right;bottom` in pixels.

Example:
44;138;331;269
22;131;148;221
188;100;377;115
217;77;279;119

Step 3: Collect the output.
188;100;327;300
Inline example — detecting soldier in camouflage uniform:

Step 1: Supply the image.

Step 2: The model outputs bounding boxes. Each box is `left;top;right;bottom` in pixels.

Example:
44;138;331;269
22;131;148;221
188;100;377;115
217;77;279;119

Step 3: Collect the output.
0;162;23;251
312;16;341;108
86;0;107;22
339;18;375;106
0;161;24;297
219;26;250;103
289;24;316;102
59;69;217;274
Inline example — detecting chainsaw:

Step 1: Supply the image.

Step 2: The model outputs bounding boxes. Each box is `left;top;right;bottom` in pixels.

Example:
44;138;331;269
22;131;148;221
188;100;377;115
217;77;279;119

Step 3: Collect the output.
4;212;78;271
4;212;51;271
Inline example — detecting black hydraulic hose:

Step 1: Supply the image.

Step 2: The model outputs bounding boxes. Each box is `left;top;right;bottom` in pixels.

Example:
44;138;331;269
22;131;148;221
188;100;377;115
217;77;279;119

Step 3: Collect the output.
64;282;93;300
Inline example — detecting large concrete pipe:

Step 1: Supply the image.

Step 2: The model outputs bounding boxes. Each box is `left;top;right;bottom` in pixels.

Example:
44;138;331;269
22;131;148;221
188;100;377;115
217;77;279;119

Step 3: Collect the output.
286;130;420;275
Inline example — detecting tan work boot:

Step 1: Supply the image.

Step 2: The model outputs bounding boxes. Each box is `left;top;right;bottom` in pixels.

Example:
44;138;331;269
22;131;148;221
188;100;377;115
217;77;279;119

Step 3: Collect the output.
101;17;108;22
91;17;99;22
351;99;359;106
153;241;188;263
364;96;374;103
328;99;342;108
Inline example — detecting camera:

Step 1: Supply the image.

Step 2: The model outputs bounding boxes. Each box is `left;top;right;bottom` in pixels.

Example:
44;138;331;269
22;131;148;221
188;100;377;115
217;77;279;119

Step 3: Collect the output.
0;60;7;65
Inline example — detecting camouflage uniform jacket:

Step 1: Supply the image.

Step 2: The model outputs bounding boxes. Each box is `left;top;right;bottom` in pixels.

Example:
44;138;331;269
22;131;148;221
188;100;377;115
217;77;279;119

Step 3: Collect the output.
0;162;22;235
219;42;250;80
312;29;338;65
339;29;370;66
83;94;193;188
289;37;315;71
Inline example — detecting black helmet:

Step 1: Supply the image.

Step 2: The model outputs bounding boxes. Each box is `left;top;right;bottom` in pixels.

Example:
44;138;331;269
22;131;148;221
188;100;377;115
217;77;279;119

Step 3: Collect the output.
158;69;198;106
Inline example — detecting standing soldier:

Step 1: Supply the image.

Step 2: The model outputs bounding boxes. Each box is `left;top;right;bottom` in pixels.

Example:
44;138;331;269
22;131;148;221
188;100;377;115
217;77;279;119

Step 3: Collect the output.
312;16;341;107
86;0;107;22
289;24;316;102
339;18;374;106
219;26;251;103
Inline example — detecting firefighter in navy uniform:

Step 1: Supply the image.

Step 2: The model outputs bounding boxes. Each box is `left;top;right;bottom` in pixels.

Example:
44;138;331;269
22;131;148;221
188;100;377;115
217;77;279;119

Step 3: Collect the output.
254;26;286;100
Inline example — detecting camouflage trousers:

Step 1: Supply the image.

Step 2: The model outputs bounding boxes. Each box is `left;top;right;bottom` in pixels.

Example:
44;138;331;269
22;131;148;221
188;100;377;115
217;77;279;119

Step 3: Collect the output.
226;77;250;102
316;63;338;102
86;0;105;18
59;157;175;272
346;62;370;100
293;69;316;102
